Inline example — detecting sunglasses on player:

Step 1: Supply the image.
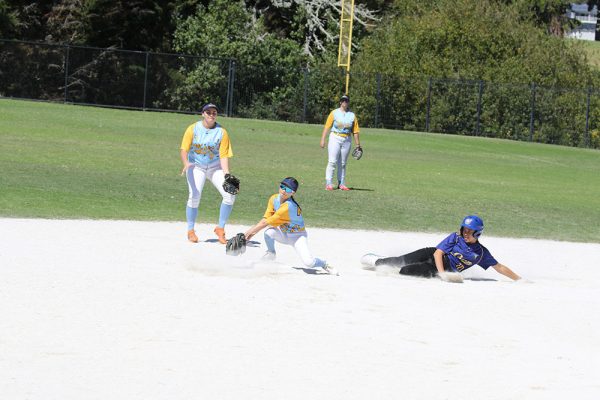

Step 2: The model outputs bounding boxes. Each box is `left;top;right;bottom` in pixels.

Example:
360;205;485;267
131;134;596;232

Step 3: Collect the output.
279;185;294;193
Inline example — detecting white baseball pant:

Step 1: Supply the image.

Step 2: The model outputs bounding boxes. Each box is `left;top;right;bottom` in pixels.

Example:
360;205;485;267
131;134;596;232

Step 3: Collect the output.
186;163;235;208
264;228;326;268
326;133;352;185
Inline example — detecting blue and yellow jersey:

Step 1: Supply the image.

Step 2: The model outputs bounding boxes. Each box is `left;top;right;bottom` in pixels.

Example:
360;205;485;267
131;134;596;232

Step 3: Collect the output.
436;232;498;272
263;194;306;234
180;122;233;166
324;108;359;137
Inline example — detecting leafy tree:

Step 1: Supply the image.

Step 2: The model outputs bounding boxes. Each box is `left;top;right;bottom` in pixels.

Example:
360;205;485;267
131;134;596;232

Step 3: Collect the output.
45;0;90;44
351;0;595;145
172;0;306;114
243;0;381;58
501;0;573;36
357;0;592;87
85;0;173;50
1;1;53;40
0;0;19;38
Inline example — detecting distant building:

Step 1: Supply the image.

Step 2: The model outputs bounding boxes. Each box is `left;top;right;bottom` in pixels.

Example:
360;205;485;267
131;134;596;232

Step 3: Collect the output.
566;2;598;41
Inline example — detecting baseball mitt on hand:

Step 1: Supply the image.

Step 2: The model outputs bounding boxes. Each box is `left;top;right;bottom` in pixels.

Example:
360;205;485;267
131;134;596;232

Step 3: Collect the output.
223;173;240;195
352;146;363;160
226;233;247;256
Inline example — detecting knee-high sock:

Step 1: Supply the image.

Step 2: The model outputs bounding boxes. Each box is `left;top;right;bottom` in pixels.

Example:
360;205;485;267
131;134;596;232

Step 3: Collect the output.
312;258;327;268
218;202;233;228
186;206;198;230
264;230;276;253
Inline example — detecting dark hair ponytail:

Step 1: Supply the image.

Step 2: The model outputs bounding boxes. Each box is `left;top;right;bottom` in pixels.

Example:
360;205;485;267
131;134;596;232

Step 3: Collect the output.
289;195;301;211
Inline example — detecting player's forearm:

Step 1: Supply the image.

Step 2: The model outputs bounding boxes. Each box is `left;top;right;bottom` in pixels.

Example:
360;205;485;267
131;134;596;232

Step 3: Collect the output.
493;264;521;281
433;249;446;274
220;157;230;174
180;149;189;166
353;133;360;146
245;219;268;239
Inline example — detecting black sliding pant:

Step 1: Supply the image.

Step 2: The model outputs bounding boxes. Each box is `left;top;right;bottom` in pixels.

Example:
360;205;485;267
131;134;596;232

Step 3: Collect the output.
374;247;450;278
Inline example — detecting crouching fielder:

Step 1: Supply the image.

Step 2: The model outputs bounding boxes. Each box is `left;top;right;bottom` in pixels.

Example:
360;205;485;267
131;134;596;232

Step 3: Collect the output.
361;215;522;282
244;177;337;275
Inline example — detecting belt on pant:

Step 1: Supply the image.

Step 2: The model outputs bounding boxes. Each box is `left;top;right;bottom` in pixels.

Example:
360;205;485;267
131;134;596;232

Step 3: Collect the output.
332;131;350;138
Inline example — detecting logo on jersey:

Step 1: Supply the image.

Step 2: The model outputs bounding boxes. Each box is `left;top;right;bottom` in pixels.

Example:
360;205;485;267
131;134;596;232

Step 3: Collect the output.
192;142;219;160
335;120;353;129
281;223;306;233
451;251;474;271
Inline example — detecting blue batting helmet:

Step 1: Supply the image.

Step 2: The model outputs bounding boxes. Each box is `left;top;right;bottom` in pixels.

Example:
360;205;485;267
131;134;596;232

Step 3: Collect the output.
461;215;484;238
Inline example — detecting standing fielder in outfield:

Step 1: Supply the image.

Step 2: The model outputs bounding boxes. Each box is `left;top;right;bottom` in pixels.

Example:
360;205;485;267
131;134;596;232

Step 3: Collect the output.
180;103;236;244
244;177;337;275
361;216;522;282
320;95;361;191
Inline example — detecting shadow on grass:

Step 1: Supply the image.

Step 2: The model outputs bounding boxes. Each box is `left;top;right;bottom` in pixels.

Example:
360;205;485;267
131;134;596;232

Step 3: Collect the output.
347;187;374;192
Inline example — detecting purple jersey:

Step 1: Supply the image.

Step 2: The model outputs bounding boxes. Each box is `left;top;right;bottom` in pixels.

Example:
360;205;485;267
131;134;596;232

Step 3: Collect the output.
436;232;498;272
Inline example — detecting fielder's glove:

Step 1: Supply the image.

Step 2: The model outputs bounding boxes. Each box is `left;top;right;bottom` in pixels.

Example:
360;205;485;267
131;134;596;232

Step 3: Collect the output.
352;146;363;160
226;233;247;256
223;173;240;195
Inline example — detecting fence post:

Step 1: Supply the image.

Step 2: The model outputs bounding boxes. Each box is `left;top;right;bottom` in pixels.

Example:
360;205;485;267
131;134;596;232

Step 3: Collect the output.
63;44;70;103
229;60;236;116
476;80;484;136
585;87;591;148
225;59;232;116
142;51;149;110
302;67;308;123
225;59;235;117
529;82;536;142
425;77;432;132
375;73;381;128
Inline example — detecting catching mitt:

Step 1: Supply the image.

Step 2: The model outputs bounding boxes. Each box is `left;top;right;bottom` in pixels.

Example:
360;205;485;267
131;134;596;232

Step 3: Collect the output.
352;146;363;160
223;173;240;195
226;233;247;256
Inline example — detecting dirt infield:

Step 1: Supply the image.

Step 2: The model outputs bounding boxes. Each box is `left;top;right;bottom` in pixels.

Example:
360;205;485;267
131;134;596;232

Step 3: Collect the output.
1;218;599;399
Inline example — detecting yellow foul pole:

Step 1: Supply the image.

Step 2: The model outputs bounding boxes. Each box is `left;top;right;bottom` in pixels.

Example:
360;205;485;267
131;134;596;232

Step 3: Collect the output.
337;0;355;95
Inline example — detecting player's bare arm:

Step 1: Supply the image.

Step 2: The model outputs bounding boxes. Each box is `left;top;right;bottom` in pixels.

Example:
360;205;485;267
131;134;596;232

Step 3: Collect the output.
220;156;230;175
433;249;446;274
320;126;329;148
493;263;521;281
245;218;269;240
180;149;192;175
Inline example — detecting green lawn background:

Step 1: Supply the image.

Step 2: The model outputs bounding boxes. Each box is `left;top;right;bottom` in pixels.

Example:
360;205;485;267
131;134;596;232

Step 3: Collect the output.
580;38;600;70
1;98;599;242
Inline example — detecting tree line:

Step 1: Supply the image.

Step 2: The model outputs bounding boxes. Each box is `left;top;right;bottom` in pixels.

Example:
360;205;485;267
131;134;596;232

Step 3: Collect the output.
1;0;600;147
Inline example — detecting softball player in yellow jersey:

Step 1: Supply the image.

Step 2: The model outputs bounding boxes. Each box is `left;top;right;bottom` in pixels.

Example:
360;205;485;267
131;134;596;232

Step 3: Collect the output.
244;177;337;274
320;95;360;191
180;103;235;244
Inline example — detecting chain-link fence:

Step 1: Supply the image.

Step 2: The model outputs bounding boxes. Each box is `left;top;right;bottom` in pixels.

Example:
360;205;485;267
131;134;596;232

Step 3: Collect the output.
1;39;598;148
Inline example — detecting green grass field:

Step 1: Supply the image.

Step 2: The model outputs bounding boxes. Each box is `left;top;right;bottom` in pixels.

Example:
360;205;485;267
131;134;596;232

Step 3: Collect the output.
1;98;599;242
579;39;600;70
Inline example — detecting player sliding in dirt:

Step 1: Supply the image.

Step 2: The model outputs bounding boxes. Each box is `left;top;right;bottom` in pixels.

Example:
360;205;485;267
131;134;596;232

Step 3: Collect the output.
361;215;522;283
